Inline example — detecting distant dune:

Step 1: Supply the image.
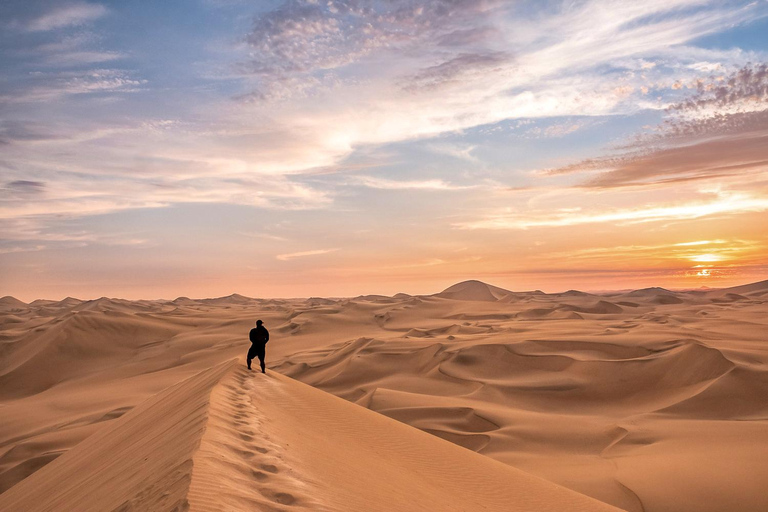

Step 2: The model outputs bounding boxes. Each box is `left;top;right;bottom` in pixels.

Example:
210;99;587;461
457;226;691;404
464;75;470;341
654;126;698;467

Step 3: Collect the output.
2;279;768;511
0;296;28;311
711;278;768;297
436;279;514;301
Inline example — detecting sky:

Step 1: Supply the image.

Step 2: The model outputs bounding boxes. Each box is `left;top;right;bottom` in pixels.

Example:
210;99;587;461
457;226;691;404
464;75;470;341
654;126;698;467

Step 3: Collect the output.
1;0;767;300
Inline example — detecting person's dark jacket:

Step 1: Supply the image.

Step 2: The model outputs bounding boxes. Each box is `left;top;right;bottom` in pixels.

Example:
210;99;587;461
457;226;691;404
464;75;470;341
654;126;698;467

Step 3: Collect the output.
249;325;269;346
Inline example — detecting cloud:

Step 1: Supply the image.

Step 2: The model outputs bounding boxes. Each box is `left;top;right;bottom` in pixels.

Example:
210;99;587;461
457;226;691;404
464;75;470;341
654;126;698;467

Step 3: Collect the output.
231;0;766;174
27;2;108;32
42;50;122;66
542;238;759;265
437;26;498;47
0;168;332;223
672;63;768;114
674;239;727;246
5;27;123;67
456;190;768;230
544;64;768;188
239;231;290;242
351;176;470;190
426;143;478;161
523;119;593;139
401;52;511;92
547;131;768;188
244;0;501;77
0;244;46;255
3;180;46;196
3;0;767;244
276;248;339;261
0;121;64;145
0;69;145;103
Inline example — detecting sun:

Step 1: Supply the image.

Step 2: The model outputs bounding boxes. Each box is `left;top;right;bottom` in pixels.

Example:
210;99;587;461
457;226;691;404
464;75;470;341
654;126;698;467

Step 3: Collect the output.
690;253;723;263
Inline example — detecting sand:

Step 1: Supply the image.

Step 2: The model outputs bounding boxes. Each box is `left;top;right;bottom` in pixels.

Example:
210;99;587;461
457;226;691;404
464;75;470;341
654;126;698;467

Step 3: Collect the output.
1;279;767;511
0;361;619;512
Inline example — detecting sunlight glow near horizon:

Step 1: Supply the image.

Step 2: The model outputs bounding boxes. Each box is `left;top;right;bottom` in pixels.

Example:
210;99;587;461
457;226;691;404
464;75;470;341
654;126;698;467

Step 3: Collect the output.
690;254;725;263
1;0;767;300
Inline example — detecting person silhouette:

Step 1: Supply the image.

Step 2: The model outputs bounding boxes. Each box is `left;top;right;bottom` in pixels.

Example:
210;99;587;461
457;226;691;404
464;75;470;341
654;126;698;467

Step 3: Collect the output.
247;319;269;373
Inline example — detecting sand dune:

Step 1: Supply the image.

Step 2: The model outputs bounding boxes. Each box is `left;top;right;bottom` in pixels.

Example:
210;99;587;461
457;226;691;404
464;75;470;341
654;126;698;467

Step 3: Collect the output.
715;278;768;296
436;279;514;301
2;280;768;511
0;297;28;312
0;360;235;512
0;360;621;512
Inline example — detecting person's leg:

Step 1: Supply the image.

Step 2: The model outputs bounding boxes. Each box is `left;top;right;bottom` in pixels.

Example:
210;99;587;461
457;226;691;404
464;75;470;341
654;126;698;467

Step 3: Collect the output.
258;346;266;373
247;346;256;370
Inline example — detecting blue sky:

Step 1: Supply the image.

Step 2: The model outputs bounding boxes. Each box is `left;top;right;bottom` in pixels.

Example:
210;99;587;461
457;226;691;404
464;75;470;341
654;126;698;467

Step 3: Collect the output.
1;0;768;299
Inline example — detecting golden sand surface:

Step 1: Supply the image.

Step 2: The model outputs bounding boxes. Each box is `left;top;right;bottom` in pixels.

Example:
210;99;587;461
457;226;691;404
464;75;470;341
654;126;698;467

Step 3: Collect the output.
1;279;767;511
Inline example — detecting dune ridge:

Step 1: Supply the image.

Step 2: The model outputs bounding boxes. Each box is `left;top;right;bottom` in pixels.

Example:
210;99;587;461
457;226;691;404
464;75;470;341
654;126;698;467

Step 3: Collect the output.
189;366;625;511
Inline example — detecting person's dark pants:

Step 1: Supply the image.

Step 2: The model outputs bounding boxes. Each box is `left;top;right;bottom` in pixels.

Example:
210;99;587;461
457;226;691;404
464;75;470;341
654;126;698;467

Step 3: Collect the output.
247;344;266;373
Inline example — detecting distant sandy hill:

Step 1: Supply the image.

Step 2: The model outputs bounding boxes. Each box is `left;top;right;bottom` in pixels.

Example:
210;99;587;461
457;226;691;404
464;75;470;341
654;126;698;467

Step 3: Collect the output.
436;279;514;301
715;278;768;297
201;293;255;305
54;297;83;308
625;286;676;296
0;296;27;311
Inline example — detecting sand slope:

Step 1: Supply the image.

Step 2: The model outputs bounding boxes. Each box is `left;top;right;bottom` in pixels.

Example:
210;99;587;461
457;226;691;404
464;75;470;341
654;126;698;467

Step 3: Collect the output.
0;359;236;512
0;360;622;512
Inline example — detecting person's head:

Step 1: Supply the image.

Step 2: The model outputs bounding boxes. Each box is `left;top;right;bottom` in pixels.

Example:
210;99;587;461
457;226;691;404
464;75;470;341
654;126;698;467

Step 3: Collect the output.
256;319;263;326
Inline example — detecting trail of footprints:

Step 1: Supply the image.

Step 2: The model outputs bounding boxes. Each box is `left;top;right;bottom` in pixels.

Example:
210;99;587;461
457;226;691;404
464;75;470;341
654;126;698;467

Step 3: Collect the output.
212;368;312;511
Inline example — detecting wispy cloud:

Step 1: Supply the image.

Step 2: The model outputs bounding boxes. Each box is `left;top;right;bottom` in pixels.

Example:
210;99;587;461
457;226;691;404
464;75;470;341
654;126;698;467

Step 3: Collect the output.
230;0;766;173
543;63;768;188
0;244;46;255
243;0;501;78
27;2;108;32
426;143;478;161
0;167;332;222
456;191;768;230
0;69;145;103
400;52;510;92
276;248;339;261
547;133;768;188
28;32;123;65
351;176;470;190
239;231;290;242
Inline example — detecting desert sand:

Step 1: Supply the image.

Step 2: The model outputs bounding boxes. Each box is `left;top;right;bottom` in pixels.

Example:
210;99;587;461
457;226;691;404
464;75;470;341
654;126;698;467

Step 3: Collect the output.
1;280;767;511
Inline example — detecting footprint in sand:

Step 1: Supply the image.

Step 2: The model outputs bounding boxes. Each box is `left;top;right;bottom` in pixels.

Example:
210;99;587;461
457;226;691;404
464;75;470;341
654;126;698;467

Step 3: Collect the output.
230;447;255;459
259;463;278;474
272;492;296;505
264;490;296;505
250;470;269;481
